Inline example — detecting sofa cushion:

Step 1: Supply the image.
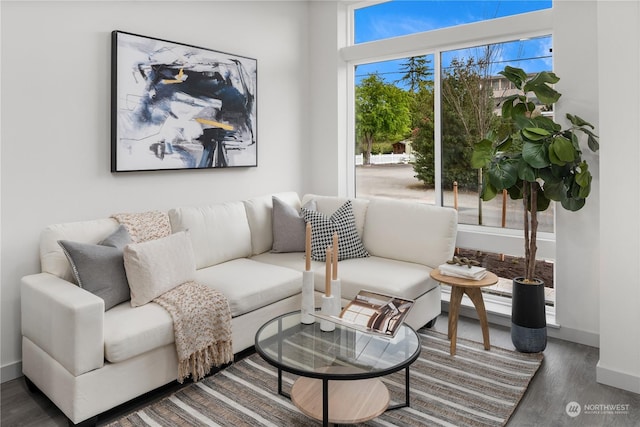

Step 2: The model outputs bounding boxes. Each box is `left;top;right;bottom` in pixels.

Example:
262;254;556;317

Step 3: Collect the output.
243;192;301;255
57;225;132;311
169;201;252;268
271;197;316;253
363;198;457;268
123;231;196;307
302;200;369;261
313;256;438;302
194;258;301;317
251;251;322;272
104;301;174;363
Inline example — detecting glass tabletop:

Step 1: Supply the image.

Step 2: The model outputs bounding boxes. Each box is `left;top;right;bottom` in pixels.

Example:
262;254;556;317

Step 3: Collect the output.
254;311;421;380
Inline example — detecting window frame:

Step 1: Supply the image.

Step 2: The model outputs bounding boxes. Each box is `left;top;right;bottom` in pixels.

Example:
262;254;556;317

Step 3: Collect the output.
343;6;556;291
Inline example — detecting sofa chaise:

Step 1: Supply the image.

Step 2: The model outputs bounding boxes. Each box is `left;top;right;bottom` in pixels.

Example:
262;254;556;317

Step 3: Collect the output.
21;192;458;426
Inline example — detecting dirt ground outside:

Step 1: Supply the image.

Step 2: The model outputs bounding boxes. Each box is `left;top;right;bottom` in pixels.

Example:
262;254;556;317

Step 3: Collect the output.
355;164;554;288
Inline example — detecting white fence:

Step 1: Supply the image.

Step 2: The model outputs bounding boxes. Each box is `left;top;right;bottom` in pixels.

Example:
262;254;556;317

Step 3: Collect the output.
355;153;415;165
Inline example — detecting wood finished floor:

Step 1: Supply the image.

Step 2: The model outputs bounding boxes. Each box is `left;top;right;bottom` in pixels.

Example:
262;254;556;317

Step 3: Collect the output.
2;314;640;427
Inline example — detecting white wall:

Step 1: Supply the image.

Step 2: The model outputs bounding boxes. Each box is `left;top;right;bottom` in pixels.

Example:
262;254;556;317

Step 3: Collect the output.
596;0;640;394
307;0;351;196
0;0;310;380
553;1;601;346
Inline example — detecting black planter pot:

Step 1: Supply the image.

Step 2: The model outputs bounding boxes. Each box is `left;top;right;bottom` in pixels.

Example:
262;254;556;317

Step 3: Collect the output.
511;277;547;353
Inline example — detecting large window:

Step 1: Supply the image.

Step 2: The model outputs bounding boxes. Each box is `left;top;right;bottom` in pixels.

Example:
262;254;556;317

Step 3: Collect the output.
350;2;556;308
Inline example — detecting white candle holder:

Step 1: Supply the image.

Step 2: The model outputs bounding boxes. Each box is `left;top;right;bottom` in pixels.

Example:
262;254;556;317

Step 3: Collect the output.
320;295;336;332
301;270;315;324
331;278;342;312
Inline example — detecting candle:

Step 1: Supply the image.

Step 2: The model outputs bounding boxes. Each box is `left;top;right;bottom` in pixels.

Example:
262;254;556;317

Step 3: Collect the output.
305;222;311;271
325;246;332;296
332;232;339;280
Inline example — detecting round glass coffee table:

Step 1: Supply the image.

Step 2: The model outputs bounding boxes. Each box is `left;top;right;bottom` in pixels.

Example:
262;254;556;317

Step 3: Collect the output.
255;311;421;426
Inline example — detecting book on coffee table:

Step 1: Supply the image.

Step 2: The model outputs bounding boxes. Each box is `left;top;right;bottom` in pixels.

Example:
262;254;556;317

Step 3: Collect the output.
314;290;414;338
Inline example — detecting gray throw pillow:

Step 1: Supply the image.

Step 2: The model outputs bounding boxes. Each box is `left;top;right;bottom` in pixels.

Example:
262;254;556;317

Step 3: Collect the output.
271;197;316;253
58;225;132;311
99;224;132;248
301;200;369;261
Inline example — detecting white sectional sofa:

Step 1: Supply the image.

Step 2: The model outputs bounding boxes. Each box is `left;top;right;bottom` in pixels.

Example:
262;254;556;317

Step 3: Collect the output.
20;192;458;426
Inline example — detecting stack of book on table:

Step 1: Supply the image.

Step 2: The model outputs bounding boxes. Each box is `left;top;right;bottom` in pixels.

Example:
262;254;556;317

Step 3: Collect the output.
438;263;488;281
313;290;414;338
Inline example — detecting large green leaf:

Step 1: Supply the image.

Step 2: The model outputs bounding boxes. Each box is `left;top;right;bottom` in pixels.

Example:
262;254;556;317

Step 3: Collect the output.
524;72;561;104
578;175;591;198
548;143;566;166
537;167;557;183
514;115;535;131
495;135;513;152
500;66;528;89
561;196;586;211
542;180;565;202
522;141;550;168
522;127;551;141
501;96;516;118
481;179;498;201
550;136;576;162
487;158;519;190
511;103;530;121
566;113;594;129
517;157;537;182
536;191;552;212
526;71;560;86
508;183;523;200
532;115;562;132
471;139;494;168
530;83;561;105
575;162;591;187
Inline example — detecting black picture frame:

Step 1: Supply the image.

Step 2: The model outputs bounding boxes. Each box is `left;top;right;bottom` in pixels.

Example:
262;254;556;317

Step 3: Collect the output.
111;31;257;172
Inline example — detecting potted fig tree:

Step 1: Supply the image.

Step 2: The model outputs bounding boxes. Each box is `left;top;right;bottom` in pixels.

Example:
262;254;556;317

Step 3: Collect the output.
471;66;599;352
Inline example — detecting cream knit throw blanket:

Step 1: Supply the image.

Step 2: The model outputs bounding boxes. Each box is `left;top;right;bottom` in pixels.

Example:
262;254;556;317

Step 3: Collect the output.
113;211;233;383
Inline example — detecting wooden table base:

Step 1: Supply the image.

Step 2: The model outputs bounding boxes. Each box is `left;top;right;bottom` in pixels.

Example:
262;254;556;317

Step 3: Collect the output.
448;286;491;356
291;376;390;425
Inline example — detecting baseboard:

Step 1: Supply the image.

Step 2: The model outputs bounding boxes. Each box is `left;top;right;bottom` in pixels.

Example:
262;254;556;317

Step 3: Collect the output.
596;361;640;394
440;297;600;348
547;324;599;348
1;360;23;383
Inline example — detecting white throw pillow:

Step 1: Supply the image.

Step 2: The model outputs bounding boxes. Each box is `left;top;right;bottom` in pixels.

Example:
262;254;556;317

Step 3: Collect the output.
124;231;196;307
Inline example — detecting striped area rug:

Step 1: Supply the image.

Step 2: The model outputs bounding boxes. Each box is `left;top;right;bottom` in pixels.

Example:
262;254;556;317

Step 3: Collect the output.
107;330;543;427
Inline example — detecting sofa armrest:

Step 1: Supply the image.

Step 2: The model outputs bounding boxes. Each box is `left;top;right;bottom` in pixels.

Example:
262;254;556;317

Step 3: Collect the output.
21;273;104;376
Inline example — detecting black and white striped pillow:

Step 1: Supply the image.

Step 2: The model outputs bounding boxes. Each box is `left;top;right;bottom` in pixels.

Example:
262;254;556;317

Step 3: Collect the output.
301;200;369;261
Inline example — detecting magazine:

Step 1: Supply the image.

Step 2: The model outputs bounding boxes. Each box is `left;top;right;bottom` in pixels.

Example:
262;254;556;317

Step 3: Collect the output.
313;290;414;338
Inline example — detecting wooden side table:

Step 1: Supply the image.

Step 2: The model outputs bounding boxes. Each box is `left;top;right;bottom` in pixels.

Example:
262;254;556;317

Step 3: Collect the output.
430;269;498;356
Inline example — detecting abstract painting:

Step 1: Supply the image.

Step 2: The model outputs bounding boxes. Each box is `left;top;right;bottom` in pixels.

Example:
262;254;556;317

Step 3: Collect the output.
111;31;257;172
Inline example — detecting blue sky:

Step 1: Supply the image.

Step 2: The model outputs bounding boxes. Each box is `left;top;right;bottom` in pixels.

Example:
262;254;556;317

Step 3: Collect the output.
355;0;552;44
354;0;553;87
